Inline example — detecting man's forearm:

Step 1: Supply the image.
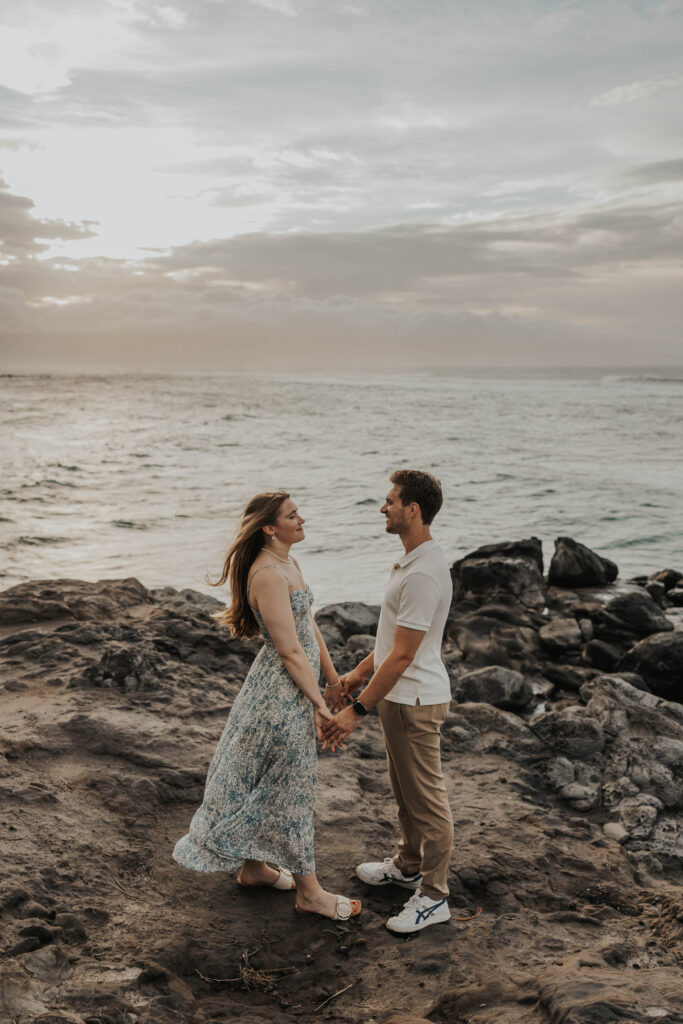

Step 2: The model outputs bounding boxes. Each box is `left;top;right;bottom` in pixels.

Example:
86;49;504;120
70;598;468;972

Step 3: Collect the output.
358;652;412;710
355;651;375;680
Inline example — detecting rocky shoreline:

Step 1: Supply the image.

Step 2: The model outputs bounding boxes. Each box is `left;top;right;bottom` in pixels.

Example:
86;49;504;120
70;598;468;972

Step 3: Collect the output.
0;537;681;1024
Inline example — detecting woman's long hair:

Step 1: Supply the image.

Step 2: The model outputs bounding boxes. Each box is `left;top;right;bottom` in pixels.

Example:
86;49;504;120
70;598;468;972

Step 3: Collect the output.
211;491;290;638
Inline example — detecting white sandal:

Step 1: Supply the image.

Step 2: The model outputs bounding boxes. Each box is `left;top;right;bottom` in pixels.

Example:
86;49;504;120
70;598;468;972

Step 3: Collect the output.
333;895;361;920
237;866;296;890
296;894;362;920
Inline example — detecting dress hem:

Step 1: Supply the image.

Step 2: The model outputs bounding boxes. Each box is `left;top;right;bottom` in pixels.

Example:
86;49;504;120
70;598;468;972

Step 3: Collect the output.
173;837;315;876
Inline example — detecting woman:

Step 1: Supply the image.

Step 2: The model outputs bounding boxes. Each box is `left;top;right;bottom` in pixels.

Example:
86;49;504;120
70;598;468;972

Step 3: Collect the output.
173;491;361;921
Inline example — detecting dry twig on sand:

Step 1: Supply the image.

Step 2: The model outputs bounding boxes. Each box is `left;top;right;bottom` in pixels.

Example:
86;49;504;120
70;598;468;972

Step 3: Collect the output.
105;870;146;901
314;981;354;1012
195;946;297;994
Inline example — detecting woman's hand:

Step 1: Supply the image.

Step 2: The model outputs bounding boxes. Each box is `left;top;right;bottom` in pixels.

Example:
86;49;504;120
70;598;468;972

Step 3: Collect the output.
324;679;346;713
314;705;340;751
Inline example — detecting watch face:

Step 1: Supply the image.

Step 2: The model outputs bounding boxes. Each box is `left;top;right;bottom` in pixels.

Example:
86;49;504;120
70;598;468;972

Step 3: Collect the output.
353;700;367;716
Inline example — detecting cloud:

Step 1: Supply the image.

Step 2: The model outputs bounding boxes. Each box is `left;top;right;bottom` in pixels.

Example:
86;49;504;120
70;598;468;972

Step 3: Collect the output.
0;178;97;258
591;73;683;107
1;172;681;370
250;0;299;15
624;158;683;184
2;2;683;369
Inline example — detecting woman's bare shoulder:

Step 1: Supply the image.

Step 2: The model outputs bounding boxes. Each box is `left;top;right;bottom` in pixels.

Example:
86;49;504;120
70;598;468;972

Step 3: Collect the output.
247;561;290;593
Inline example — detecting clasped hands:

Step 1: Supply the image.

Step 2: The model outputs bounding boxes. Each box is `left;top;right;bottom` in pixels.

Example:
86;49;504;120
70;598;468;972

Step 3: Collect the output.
320;669;366;750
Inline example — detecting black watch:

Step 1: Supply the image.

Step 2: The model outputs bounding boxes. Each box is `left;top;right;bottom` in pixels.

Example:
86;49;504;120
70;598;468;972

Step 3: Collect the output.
352;699;368;717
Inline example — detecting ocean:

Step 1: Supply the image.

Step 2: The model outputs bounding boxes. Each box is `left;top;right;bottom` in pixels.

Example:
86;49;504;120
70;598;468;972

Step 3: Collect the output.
2;369;682;608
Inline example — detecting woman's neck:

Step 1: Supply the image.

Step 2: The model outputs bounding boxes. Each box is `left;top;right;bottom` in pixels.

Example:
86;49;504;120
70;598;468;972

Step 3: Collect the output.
265;541;292;563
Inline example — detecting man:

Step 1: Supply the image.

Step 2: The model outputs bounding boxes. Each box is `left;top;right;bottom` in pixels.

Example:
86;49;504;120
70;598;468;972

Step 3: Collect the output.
321;469;453;934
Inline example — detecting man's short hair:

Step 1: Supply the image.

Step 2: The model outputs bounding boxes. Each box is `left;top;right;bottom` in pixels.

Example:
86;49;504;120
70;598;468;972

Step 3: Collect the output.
390;469;443;525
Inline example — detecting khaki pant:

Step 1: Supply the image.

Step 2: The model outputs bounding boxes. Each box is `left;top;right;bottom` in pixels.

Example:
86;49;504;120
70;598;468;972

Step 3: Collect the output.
378;698;453;900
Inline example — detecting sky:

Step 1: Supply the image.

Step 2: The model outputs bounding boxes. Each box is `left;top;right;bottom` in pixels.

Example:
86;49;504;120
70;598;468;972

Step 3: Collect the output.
0;0;682;371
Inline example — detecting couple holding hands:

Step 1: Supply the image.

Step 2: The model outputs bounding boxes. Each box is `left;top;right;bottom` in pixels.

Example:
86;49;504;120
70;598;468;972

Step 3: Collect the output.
173;469;454;934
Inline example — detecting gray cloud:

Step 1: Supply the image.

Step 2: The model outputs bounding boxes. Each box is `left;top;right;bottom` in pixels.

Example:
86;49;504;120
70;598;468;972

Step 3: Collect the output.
591;73;683;107
2;1;683;369
0;178;96;258
1;166;681;371
624;158;683;184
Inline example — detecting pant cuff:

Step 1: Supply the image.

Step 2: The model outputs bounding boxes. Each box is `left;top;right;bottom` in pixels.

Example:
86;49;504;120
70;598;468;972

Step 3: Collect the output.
394;856;421;875
421;885;449;901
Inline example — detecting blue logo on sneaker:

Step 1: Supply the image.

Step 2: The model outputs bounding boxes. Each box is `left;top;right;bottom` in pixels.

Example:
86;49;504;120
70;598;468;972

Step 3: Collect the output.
415;898;447;923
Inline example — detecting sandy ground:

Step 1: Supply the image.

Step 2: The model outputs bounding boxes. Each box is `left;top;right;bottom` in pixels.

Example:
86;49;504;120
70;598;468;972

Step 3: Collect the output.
0;573;681;1024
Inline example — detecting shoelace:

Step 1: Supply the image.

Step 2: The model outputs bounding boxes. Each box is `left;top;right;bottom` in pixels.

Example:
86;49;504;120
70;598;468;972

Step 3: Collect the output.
402;891;426;913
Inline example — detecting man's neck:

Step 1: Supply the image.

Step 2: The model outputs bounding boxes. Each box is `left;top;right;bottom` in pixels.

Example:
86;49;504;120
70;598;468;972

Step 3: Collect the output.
400;526;433;555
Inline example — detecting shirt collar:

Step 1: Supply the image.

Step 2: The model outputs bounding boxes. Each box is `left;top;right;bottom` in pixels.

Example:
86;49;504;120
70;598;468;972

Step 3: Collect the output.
393;539;436;570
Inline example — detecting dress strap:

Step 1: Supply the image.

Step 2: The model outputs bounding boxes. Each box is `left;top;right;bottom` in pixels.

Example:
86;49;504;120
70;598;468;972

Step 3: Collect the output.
246;563;292;602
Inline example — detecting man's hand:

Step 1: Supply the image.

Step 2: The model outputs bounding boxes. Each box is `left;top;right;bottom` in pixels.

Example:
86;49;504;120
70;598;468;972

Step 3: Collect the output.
339;667;367;697
320;705;363;749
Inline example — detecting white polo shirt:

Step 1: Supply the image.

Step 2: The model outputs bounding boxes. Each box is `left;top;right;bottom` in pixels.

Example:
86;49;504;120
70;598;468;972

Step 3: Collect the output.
374;539;453;706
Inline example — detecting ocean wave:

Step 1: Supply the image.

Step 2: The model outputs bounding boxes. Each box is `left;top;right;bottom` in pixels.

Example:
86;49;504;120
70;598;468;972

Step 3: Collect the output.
30;478;77;489
16;535;68;546
601;374;683;385
619;535;672;547
111;520;149;530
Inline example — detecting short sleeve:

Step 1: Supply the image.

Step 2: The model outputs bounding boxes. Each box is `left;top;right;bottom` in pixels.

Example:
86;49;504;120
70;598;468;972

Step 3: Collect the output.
396;572;441;632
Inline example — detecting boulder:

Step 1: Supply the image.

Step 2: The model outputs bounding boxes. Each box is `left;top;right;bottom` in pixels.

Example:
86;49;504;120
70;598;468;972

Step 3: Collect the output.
583;638;624;671
453;537;544;574
603;822;629;843
646;816;683;866
648;569;683;591
449;606;541;669
531;706;605;760
645;580;668;607
580;673;683;725
548;537;618;588
314;602;380;646
616;793;663;838
539;662;598;692
538;617;582;654
455;702;536;740
79;642;166;693
0;578;152;626
537;958;683;1024
558;780;601;810
578;617;594;640
458;557;546;610
345;633;377;658
592;590;674;643
457;665;533;710
619;631;683;703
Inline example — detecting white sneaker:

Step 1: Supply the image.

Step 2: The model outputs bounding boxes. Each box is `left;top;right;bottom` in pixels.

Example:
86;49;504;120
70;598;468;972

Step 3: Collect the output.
355;857;422;890
386;889;451;934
